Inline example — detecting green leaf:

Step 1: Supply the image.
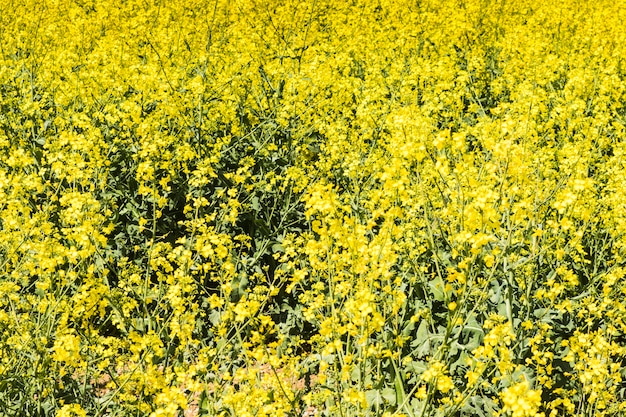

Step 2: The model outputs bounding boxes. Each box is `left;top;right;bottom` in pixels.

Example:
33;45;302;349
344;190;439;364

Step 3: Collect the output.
366;389;382;409
382;387;396;405
412;320;431;358
429;275;445;302
251;196;260;212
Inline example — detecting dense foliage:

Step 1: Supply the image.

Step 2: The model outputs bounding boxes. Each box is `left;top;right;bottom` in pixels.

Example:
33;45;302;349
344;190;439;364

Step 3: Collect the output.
2;0;626;416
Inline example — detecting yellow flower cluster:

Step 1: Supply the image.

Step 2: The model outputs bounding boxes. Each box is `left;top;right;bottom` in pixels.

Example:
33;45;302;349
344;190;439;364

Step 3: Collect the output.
501;377;543;417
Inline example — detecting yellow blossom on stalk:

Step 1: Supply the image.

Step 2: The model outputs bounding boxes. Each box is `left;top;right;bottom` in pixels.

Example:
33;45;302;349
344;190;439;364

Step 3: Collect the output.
500;378;544;417
421;360;454;393
344;388;368;409
56;404;87;417
52;332;82;368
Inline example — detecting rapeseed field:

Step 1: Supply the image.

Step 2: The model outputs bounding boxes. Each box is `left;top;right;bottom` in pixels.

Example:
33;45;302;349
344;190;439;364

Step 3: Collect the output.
2;0;626;416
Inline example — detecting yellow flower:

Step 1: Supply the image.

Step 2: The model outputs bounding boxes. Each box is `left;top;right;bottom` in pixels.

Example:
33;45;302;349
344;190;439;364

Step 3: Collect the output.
501;378;543;417
57;404;87;417
52;332;82;368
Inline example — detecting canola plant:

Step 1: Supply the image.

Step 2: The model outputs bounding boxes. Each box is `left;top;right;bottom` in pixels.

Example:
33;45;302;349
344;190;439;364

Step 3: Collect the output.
2;0;626;416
